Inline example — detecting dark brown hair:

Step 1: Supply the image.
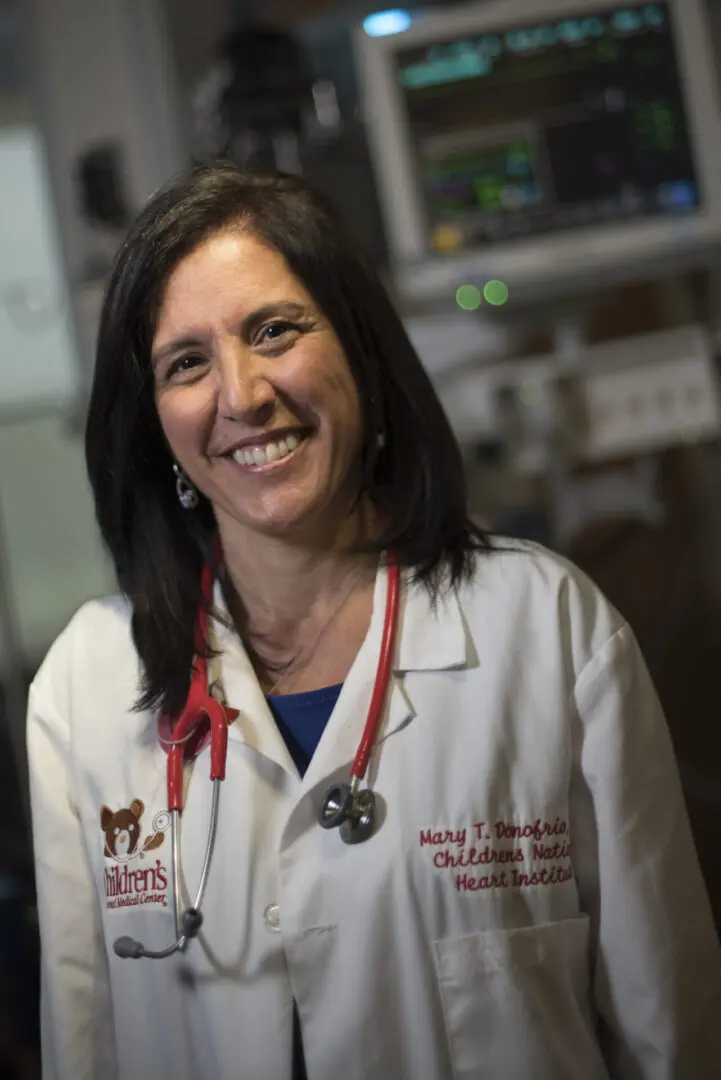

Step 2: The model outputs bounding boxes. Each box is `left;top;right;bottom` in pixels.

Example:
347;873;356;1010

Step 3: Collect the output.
85;164;490;716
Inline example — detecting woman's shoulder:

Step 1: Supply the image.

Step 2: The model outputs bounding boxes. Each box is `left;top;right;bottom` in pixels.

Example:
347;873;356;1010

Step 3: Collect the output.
466;535;615;597
456;537;628;677
30;593;137;714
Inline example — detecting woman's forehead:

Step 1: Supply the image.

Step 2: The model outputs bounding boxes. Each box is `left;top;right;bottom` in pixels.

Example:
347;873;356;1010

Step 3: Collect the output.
153;231;315;339
167;230;301;296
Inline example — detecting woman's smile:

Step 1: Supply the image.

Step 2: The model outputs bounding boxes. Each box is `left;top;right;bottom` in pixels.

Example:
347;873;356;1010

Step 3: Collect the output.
152;230;363;540
225;429;309;472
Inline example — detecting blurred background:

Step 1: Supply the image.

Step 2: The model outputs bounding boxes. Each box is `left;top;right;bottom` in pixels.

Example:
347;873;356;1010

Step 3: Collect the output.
2;0;721;1072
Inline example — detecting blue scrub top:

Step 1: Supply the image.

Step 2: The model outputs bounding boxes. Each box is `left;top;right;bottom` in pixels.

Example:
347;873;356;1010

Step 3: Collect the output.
267;684;342;777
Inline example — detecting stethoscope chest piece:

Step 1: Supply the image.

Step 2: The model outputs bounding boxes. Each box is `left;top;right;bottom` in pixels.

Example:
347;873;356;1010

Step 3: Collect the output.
342;789;376;845
319;782;377;844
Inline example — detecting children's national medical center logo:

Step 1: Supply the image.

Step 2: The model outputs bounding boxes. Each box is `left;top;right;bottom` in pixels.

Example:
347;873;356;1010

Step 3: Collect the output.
100;798;171;911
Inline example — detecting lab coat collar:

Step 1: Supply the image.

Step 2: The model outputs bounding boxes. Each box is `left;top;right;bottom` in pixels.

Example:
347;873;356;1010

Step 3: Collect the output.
207;563;469;782
393;566;468;674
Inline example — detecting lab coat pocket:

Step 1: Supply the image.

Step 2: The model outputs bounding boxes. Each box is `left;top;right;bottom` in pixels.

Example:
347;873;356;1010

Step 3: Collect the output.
432;916;609;1080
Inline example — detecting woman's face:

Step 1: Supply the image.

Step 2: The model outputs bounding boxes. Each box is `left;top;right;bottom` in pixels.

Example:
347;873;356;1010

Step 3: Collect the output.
151;229;363;541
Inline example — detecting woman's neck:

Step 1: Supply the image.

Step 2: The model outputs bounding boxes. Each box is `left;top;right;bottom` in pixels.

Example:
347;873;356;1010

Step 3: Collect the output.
226;543;376;626
215;505;380;690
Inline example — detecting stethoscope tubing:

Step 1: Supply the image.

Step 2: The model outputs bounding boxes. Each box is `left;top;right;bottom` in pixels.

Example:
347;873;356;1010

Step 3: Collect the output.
114;782;222;960
350;559;400;781
114;554;400;960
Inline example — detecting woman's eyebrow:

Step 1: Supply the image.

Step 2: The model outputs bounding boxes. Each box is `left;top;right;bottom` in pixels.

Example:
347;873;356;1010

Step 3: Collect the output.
242;300;310;333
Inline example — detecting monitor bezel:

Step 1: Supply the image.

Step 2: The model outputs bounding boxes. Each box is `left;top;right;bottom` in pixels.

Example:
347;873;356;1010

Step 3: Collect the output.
354;0;721;302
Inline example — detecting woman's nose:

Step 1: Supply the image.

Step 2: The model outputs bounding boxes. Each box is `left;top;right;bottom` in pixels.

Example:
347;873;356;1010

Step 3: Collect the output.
217;346;275;421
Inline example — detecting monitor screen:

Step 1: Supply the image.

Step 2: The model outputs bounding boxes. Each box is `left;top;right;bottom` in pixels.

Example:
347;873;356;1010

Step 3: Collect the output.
395;2;700;255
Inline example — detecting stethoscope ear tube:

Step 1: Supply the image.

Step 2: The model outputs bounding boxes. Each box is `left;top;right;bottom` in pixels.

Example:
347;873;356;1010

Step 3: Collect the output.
115;556;230;962
349;561;400;782
113;777;222;961
167;698;229;810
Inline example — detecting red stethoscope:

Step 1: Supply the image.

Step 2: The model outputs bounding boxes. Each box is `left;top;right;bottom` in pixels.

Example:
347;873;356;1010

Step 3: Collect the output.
114;556;401;961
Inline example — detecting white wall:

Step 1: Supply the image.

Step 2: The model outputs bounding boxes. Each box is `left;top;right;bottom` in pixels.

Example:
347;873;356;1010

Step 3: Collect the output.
0;0;187;676
25;0;186;385
0;124;79;412
0;415;115;669
0;119;113;667
0;118;113;675
27;0;186;268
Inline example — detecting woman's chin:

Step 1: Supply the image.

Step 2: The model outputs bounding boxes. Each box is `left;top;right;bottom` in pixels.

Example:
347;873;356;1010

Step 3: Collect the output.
217;490;362;547
219;499;330;542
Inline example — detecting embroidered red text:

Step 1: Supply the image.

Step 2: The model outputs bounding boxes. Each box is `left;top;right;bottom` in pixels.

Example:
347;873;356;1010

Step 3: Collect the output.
419;817;574;893
419;828;467;847
494;818;567;842
104;859;169;910
433;846;523;869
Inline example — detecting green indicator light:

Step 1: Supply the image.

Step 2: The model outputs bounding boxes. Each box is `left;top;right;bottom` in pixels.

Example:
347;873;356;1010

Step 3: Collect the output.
483;280;510;306
456;284;482;311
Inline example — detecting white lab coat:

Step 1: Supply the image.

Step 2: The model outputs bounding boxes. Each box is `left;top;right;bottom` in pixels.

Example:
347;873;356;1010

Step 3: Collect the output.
27;541;721;1080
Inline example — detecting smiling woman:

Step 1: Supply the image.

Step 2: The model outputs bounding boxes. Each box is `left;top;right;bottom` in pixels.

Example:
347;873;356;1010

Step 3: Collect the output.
27;164;721;1080
84;165;485;714
151;230;365;552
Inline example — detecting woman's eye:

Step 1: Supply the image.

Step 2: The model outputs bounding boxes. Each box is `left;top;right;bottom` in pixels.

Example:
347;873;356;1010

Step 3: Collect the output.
258;322;297;346
166;354;203;378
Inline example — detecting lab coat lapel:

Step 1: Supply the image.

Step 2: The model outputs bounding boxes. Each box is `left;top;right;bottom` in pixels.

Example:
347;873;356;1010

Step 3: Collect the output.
394;572;469;675
299;583;385;794
210;597;298;777
301;565;469;793
375;571;470;743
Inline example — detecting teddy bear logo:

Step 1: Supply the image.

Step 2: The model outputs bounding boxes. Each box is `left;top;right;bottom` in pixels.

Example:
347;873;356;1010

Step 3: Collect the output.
100;799;169;864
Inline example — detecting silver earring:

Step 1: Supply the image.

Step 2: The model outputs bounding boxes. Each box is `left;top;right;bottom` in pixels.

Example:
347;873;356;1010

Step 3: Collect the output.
173;464;199;510
376;429;386;450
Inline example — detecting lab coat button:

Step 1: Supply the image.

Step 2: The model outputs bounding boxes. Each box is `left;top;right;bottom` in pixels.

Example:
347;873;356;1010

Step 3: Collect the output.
263;903;281;932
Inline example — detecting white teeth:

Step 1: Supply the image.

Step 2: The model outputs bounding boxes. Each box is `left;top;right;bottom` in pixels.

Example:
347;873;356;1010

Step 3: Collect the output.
232;434;304;468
